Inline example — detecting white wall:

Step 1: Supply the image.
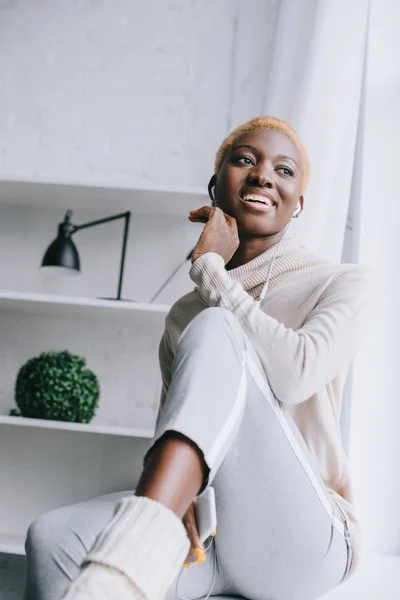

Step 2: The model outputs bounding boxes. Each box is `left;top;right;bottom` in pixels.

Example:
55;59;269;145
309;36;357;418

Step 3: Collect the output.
349;0;400;555
0;0;279;431
0;0;277;189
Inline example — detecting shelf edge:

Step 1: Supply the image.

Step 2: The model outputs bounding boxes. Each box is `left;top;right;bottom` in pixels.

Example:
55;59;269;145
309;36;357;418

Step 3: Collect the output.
0;415;155;438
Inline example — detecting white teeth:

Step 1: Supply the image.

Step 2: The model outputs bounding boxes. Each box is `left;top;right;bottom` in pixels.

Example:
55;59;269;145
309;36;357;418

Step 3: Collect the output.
242;194;273;206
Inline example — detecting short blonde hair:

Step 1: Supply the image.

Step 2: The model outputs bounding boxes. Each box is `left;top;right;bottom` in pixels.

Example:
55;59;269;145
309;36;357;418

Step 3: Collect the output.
214;116;309;194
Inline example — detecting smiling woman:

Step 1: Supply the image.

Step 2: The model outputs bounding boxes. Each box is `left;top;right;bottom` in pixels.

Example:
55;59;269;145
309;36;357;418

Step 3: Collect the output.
24;116;373;600
214;120;306;243
189;116;308;270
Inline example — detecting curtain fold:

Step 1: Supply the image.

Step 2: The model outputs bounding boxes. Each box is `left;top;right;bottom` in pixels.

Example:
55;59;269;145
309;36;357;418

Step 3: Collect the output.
348;0;400;554
262;0;369;263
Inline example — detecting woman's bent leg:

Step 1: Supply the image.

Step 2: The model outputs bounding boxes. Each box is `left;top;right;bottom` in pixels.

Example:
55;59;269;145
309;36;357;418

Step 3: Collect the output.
149;307;350;600
25;307;349;600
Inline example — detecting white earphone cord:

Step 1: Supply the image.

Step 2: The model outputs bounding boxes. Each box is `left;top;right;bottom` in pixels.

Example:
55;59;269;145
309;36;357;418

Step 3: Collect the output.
176;537;217;600
258;218;291;302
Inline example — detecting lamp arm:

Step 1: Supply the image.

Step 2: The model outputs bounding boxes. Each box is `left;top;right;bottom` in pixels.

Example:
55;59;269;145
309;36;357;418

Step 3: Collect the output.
71;211;131;301
72;211;131;233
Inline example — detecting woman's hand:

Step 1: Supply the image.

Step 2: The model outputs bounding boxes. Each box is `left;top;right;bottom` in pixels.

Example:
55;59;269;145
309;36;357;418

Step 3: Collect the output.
182;501;206;567
188;206;239;265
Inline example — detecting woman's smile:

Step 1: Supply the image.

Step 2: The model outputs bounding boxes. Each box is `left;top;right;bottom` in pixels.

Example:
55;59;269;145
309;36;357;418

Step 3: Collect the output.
239;194;276;213
239;189;277;213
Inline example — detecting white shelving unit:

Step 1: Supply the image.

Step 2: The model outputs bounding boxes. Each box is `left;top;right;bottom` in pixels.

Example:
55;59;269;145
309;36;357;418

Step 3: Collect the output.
0;180;193;556
0;178;208;216
0;534;25;556
0;414;154;438
0;291;166;436
0;287;163;554
0;289;170;326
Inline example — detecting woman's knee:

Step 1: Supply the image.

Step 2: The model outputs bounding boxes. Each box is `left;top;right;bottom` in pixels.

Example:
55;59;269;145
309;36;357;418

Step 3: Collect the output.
26;511;58;557
24;508;86;600
26;507;86;572
194;307;237;325
181;307;243;343
26;493;128;568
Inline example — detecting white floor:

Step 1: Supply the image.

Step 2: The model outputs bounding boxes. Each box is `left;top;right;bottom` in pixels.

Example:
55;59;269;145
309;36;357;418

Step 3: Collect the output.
1;552;399;599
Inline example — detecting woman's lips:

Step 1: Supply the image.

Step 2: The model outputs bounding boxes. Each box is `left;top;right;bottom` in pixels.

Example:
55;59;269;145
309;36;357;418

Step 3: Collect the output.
239;193;276;212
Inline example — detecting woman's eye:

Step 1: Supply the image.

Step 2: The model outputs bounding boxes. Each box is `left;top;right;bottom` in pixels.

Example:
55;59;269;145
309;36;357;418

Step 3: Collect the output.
277;166;294;177
234;156;255;165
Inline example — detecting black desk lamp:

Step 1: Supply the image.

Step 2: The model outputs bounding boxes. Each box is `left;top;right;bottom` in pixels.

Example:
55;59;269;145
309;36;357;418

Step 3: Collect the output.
41;210;131;301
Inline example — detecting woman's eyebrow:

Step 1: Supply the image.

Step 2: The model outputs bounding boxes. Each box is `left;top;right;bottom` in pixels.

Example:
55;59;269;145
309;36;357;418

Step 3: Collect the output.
276;154;299;168
232;144;258;153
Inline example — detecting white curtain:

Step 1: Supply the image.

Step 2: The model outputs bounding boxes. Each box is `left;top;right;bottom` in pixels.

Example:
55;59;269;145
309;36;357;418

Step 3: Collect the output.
348;0;400;555
261;0;369;264
257;0;400;556
228;0;399;555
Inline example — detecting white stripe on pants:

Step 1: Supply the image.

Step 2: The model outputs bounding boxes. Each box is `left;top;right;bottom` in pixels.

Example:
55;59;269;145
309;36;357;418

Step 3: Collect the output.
24;308;350;600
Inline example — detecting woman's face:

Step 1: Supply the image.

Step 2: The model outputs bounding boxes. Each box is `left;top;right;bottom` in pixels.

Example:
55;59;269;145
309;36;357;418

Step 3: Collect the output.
214;129;304;237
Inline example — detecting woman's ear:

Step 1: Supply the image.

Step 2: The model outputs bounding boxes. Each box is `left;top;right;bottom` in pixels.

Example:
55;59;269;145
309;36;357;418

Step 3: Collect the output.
208;175;217;206
292;195;304;218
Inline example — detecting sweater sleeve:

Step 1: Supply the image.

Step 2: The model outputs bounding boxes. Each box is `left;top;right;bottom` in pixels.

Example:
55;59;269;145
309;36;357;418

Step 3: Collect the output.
190;252;374;405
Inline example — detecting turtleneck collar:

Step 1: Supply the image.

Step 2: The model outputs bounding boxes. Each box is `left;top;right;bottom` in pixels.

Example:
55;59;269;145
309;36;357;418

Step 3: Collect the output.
227;237;329;295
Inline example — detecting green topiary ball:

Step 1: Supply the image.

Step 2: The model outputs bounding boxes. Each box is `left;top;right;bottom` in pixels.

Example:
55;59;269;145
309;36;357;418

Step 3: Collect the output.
14;350;100;423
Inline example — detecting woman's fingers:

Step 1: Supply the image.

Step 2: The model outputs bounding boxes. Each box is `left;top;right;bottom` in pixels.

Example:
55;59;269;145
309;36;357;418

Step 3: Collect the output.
188;214;208;223
182;502;205;567
189;206;213;217
189;206;236;228
188;206;213;223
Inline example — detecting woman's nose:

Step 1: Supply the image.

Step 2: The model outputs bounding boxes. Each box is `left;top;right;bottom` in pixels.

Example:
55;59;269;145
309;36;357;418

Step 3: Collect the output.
246;167;274;188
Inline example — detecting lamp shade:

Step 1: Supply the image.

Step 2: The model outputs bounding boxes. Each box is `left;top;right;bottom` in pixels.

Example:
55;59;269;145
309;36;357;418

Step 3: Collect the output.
40;209;132;299
41;236;81;273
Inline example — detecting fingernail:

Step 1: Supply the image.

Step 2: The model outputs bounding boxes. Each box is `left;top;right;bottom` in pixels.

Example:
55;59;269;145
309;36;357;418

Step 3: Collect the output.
211;528;217;536
194;548;206;564
183;562;190;568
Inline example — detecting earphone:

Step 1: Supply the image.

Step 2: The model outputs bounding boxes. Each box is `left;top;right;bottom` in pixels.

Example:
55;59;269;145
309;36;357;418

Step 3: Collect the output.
208;177;217;206
292;202;301;218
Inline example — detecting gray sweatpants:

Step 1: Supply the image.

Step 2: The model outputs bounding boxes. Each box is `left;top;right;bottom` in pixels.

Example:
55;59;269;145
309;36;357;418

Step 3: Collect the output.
24;308;351;600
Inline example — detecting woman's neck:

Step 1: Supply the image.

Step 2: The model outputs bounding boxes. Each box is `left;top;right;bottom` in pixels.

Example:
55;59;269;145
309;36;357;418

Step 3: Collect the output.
226;232;284;270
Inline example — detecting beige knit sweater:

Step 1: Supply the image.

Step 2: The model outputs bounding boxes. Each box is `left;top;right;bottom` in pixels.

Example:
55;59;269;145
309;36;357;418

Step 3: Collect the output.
157;237;374;577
